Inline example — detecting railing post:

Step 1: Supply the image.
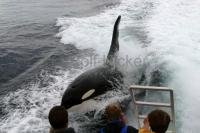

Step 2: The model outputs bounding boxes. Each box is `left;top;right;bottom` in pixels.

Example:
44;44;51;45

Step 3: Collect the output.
129;85;176;133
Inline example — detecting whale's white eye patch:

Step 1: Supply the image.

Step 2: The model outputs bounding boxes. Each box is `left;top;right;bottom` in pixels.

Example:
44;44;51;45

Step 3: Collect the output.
81;89;95;100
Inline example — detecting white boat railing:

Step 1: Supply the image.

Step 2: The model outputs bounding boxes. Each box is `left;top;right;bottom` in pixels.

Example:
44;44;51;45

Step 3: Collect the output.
129;85;176;133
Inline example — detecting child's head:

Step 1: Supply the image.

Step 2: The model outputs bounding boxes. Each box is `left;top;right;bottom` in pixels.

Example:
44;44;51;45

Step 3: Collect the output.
105;103;123;122
148;109;170;133
48;106;68;129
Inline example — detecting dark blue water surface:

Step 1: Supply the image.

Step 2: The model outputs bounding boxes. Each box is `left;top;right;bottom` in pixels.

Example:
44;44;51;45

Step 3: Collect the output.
0;0;120;94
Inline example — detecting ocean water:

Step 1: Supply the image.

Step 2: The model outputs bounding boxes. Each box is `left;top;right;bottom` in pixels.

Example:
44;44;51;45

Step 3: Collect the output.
1;0;200;132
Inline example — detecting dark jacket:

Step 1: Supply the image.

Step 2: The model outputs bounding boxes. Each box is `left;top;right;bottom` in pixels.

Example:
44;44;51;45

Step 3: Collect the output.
98;120;138;133
50;127;75;133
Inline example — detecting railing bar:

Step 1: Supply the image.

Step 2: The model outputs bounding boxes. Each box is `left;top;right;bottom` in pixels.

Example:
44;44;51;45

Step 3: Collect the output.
130;89;141;127
166;131;175;133
138;115;174;122
135;101;171;107
170;91;176;133
138;115;146;119
130;85;172;91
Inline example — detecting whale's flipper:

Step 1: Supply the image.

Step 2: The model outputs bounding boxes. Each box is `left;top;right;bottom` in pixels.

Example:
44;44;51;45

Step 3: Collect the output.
106;15;121;64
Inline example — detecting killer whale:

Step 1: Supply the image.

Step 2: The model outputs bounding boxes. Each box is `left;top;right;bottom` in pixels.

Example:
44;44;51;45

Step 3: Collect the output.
61;16;123;109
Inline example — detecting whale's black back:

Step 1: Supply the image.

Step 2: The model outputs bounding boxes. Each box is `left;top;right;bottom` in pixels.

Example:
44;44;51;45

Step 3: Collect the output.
61;16;123;109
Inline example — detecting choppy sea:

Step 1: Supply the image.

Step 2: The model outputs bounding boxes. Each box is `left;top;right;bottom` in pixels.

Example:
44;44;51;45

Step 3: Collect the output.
0;0;200;132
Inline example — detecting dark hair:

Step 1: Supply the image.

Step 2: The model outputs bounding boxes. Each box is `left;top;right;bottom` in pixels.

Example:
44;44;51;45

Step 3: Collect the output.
48;106;68;129
148;109;170;133
105;103;122;121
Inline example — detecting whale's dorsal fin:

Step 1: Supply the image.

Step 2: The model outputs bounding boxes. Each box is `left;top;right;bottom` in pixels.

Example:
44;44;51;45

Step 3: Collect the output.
106;15;121;65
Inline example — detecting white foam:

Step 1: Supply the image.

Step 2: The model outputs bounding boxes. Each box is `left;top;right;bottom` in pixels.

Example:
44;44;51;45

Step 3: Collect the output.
0;70;73;132
56;0;147;66
146;0;200;132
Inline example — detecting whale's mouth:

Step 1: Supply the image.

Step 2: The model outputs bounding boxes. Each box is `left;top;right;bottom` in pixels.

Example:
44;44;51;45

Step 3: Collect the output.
81;89;95;100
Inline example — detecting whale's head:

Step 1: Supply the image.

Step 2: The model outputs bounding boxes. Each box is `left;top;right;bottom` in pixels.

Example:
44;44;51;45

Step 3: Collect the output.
61;66;123;109
61;84;96;109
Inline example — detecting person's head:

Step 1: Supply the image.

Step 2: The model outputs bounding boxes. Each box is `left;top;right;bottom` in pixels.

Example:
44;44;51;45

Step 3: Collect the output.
48;106;68;129
105;103;123;122
148;109;170;133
